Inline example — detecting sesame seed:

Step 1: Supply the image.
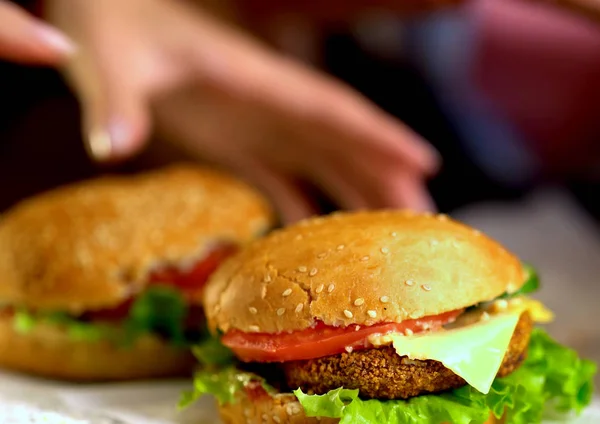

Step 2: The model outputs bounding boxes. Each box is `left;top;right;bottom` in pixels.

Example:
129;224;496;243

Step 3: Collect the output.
405;328;414;336
380;296;389;303
328;284;335;293
282;288;292;297
262;414;269;421
344;310;353;318
298;266;307;272
286;404;300;416
295;303;304;313
390;232;398;237
273;417;281;424
309;268;318;276
264;275;271;283
277;308;286;316
244;408;252;417
421;284;432;292
249;307;257;315
430;239;439;246
438;214;448;221
317;253;327;258
381;247;389;254
315;284;324;294
249;325;260;332
354;298;365;306
473;230;482;236
345;346;353;353
361;255;370;261
367;310;377;318
295;234;303;241
405;279;414;286
481;312;490;321
336;244;345;250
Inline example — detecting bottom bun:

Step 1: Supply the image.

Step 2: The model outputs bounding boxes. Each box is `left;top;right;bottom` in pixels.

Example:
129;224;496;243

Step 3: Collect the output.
218;387;502;424
0;314;195;381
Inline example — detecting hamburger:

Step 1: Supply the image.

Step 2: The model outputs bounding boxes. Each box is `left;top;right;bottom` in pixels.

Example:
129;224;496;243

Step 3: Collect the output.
0;164;273;381
182;210;595;423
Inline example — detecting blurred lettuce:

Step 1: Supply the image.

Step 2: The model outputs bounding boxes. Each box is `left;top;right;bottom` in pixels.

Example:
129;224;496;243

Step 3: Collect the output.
10;285;198;346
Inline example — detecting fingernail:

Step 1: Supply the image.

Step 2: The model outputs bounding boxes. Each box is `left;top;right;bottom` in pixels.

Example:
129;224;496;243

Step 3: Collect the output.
86;128;112;162
85;119;132;162
34;23;76;56
106;118;133;157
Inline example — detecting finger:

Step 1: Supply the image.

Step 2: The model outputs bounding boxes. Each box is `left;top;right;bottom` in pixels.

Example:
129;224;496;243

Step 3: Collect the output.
376;172;437;212
308;86;442;176
233;159;318;224
0;1;75;64
241;56;441;175
75;68;151;162
308;163;372;211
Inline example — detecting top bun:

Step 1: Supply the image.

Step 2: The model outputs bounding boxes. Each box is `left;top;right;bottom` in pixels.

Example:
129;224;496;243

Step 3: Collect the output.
204;210;525;334
0;164;274;312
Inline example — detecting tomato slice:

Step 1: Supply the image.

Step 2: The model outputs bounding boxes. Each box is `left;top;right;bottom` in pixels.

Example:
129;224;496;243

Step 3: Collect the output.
222;309;463;362
149;244;238;295
83;244;237;322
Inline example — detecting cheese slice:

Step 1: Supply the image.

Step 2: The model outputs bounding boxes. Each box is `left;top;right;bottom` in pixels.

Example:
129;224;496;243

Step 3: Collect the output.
367;297;553;395
387;311;520;395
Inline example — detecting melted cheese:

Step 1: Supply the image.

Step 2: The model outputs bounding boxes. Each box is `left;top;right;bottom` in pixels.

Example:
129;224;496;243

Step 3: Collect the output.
370;297;553;395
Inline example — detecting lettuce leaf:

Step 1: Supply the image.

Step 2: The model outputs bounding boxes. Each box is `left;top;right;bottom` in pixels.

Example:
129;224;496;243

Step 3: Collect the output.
296;329;596;424
502;263;540;298
179;366;277;409
124;285;189;347
13;309;113;342
191;333;235;367
182;329;595;424
10;285;196;346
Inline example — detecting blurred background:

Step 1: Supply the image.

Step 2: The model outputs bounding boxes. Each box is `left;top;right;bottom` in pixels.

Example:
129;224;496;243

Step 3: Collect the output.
1;0;599;380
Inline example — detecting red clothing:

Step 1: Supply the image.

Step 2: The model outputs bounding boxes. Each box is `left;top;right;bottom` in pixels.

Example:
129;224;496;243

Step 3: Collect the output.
470;0;600;172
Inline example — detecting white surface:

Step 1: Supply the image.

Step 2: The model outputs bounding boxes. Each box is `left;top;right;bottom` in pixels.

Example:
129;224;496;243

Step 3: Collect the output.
1;187;599;423
0;370;219;423
0;369;599;423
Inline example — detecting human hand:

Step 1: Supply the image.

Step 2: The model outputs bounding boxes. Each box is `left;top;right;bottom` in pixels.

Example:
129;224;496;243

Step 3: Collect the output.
46;0;439;223
0;1;73;64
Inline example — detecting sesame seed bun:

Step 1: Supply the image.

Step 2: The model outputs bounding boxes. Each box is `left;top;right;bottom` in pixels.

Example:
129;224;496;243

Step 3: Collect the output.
0;164;274;313
0;314;195;381
204;211;524;334
217;388;501;424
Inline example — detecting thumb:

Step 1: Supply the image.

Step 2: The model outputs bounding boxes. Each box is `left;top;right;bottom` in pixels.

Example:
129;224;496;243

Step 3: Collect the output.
76;71;151;162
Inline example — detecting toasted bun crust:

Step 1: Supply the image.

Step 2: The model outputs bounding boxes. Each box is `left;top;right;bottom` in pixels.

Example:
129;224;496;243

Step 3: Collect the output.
204;211;524;333
0;314;195;381
217;389;501;424
0;164;273;312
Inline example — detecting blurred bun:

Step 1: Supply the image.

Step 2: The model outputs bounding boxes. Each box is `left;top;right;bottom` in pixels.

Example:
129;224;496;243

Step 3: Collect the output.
0;164;273;312
204;210;524;334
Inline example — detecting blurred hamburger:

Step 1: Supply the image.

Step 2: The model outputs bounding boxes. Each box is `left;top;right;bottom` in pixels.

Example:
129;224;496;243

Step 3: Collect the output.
0;164;273;381
183;211;595;423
